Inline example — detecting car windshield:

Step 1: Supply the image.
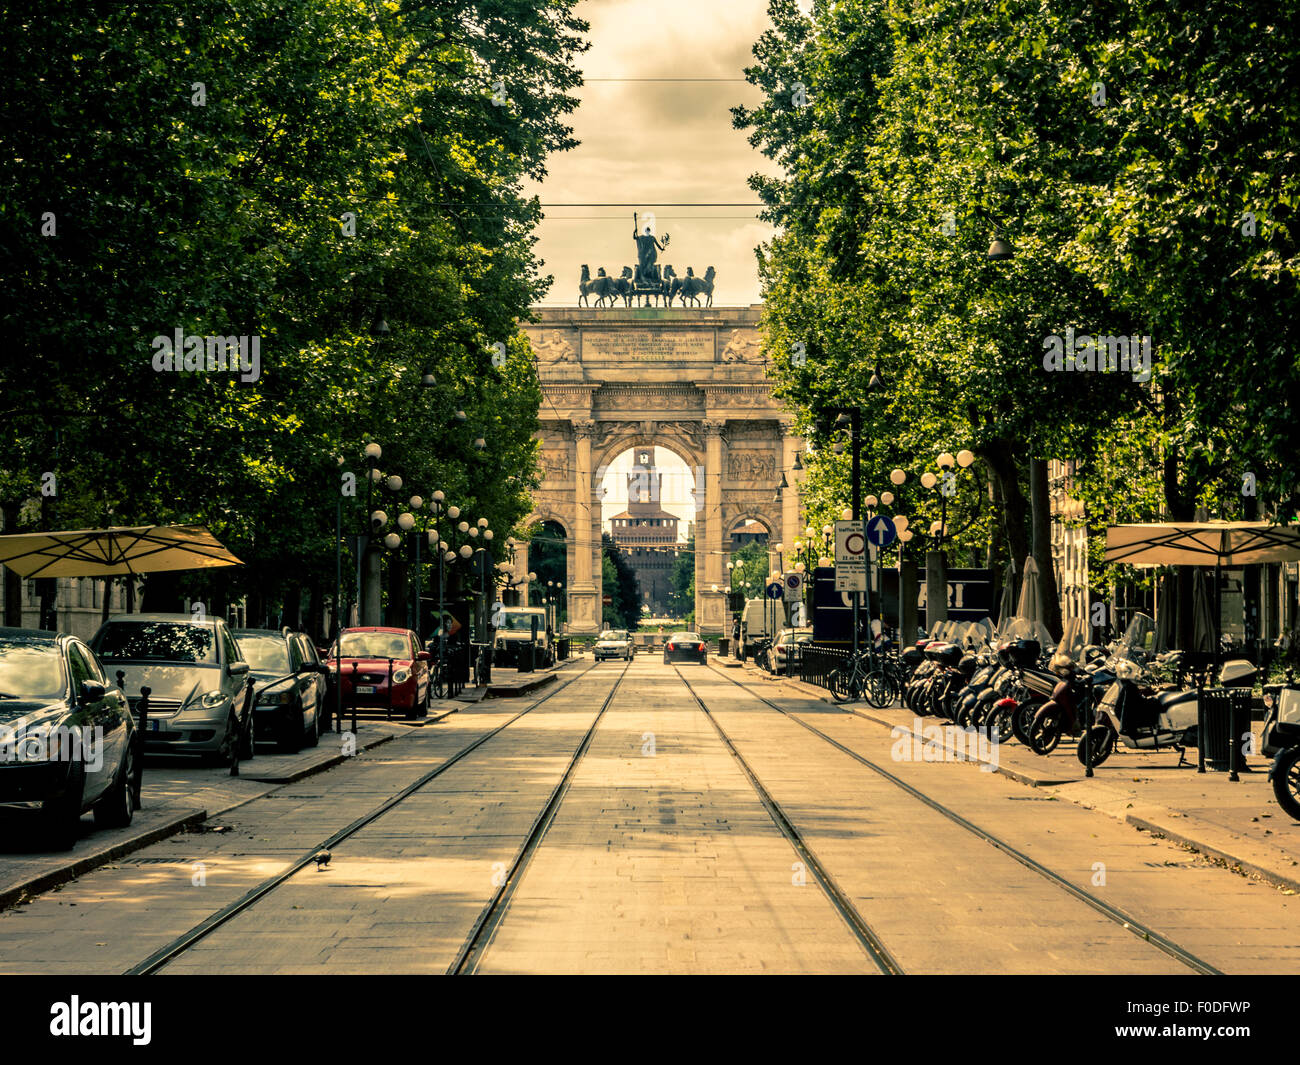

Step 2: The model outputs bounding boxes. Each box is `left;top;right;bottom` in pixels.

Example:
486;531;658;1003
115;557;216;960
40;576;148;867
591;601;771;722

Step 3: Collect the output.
671;633;700;642
0;641;65;700
235;635;292;674
94;622;218;664
337;632;411;659
500;613;545;631
599;630;628;641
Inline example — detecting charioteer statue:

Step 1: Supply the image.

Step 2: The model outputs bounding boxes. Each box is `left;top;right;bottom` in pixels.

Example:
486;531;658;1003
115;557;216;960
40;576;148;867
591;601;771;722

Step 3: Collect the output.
632;212;668;287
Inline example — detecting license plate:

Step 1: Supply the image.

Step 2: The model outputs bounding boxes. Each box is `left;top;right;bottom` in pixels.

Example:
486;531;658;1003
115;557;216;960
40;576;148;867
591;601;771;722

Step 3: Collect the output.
149;719;161;731
356;685;376;694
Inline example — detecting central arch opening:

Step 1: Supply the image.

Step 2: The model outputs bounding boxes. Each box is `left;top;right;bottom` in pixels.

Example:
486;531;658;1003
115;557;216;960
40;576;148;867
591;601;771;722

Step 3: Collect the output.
600;445;697;624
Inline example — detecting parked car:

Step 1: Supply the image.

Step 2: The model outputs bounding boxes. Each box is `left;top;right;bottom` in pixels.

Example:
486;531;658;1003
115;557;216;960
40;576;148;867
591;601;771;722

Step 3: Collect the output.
89;613;250;764
664;632;707;665
771;627;814;674
328;627;430;720
493;607;552;668
741;598;785;659
0;628;138;848
594;629;634;662
233;628;328;751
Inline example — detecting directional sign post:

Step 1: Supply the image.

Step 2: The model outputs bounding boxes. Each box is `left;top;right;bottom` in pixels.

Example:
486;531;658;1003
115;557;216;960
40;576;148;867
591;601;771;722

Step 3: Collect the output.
865;514;897;549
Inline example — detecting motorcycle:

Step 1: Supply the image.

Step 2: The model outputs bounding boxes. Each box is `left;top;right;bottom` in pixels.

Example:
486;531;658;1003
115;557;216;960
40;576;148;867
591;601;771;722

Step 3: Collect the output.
1026;619;1113;755
1263;671;1300;820
1079;613;1254;767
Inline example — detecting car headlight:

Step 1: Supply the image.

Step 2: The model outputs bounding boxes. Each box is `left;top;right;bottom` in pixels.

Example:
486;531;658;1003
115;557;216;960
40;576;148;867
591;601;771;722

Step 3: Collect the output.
196;691;228;710
7;724;55;763
392;668;411;684
257;689;294;706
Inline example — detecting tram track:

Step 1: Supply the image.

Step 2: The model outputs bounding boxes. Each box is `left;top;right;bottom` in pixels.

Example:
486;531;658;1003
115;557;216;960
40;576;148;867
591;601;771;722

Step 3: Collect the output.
448;660;631;974
673;666;904;975
702;661;1222;976
124;659;616;976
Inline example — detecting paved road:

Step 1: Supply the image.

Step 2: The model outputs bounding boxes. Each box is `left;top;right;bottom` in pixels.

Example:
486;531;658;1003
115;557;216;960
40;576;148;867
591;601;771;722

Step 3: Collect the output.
1;657;1296;975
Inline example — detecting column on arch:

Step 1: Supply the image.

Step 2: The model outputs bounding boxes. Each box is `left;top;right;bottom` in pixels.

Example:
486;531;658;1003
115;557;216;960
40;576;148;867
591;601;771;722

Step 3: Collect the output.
567;420;599;633
696;419;726;634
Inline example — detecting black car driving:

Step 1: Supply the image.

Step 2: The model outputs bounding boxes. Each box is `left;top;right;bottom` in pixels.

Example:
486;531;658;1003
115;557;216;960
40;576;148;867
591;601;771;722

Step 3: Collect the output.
663;632;707;664
0;628;137;849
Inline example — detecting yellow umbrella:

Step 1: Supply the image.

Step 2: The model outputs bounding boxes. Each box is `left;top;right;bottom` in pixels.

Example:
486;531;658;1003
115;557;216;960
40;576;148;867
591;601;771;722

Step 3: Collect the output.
0;525;242;579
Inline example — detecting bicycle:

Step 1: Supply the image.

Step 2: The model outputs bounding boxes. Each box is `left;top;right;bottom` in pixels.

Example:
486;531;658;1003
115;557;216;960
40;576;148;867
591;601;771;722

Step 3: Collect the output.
752;635;774;673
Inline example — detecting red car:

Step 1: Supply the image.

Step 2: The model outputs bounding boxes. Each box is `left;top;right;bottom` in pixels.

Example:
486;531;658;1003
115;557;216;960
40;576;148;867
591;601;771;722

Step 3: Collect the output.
328;627;430;720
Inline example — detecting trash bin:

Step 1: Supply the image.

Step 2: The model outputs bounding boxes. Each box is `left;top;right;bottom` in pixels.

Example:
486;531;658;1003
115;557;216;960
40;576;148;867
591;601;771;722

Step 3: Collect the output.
1199;688;1254;773
719;638;730;658
517;641;535;673
557;637;570;662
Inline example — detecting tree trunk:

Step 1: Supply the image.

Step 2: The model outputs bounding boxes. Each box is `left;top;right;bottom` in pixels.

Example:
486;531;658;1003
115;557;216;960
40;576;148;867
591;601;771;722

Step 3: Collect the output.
981;438;1030;591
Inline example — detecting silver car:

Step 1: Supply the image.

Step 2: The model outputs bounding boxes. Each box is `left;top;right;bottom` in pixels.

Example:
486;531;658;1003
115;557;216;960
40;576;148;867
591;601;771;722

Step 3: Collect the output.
89;614;250;763
594;629;633;662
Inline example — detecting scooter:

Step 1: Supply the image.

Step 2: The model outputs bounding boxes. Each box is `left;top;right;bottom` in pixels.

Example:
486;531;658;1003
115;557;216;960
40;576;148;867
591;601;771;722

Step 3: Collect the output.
1079;616;1254;766
1263;672;1300;820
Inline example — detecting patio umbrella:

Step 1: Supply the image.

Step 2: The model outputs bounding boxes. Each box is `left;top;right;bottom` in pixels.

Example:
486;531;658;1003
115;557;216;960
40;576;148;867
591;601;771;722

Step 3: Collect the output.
1105;522;1300;567
1015;556;1043;623
1106;521;1300;670
996;559;1018;627
0;525;242;579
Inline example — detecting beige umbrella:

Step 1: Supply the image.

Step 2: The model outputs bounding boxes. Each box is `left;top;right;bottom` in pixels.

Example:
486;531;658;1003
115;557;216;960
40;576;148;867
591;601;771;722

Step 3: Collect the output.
0;525;242;579
996;559;1018;627
1015;556;1043;623
1105;522;1300;567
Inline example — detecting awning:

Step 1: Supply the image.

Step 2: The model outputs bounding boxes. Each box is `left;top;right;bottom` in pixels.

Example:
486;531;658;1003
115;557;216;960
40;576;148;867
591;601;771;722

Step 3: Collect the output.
0;525;243;579
1104;522;1300;567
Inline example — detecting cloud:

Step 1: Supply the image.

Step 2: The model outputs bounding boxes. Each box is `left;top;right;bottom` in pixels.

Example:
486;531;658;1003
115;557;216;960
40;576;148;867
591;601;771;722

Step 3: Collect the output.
526;0;782;306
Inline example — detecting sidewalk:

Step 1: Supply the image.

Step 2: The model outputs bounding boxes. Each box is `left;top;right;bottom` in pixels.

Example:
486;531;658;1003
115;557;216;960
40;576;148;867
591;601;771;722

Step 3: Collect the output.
724;659;1300;894
0;719;410;910
437;655;589;704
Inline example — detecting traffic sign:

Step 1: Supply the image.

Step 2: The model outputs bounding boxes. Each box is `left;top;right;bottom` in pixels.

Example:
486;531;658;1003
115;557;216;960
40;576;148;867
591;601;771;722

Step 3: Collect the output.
765;581;783;600
834;520;867;592
866;514;897;548
783;571;803;602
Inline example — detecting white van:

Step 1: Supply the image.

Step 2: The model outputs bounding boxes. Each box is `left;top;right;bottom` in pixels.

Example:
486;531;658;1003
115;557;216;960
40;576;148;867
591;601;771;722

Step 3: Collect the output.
741;597;785;658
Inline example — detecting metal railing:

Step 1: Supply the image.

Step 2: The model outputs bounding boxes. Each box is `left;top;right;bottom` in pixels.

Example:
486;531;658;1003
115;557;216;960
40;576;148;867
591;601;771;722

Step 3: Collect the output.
795;643;851;691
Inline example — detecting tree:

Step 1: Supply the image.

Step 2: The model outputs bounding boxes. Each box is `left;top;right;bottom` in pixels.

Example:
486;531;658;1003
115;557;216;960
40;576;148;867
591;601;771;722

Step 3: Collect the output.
601;534;641;631
668;534;697;624
0;0;589;631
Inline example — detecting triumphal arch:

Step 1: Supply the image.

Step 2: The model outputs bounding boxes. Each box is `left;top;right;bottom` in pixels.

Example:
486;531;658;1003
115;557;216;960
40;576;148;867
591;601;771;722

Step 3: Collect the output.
518;305;803;634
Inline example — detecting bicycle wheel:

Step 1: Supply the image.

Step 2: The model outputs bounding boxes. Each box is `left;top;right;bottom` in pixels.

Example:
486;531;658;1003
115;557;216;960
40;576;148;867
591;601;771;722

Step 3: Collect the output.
828;668;852;703
864;670;893;708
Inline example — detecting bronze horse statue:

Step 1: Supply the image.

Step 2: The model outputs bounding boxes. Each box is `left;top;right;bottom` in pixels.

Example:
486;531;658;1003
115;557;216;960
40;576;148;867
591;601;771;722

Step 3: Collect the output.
613;265;635;307
677;266;716;308
579;264;619;308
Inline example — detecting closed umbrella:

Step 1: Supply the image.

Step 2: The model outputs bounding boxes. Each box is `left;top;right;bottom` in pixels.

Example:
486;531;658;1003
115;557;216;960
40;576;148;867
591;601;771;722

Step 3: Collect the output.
0;525;242;578
1154;573;1177;652
1016;556;1043;623
1191;568;1216;656
997;560;1018;628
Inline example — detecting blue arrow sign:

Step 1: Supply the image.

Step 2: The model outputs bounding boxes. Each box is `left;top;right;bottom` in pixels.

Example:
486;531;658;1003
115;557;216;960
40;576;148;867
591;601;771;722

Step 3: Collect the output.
866;514;897;548
765;581;783;600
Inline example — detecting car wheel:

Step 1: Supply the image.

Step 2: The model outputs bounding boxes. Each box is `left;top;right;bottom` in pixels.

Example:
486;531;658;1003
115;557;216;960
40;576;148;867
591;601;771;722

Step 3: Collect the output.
208;710;239;766
237;712;255;760
278;708;306;753
42;760;85;850
93;743;135;829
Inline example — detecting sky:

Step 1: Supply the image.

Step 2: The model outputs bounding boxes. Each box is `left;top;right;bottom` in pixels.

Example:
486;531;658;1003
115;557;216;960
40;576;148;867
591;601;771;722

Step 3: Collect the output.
523;0;795;308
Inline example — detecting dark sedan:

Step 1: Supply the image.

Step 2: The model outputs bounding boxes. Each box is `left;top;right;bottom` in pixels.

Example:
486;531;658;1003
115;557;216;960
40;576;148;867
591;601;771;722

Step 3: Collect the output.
233;628;328;751
663;632;707;665
0;628;137;849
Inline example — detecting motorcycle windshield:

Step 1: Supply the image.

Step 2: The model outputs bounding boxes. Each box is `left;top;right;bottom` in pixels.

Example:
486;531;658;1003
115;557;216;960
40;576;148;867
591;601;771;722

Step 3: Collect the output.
1054;617;1088;666
1116;613;1156;661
